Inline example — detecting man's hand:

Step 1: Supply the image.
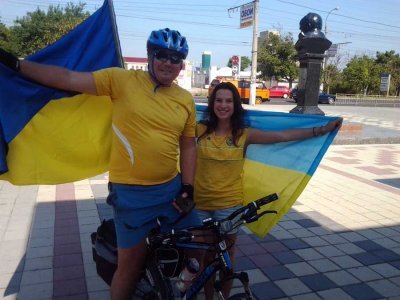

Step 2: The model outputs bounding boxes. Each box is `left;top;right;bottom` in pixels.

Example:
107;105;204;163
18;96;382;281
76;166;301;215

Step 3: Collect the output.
180;183;194;200
0;48;20;72
172;183;195;215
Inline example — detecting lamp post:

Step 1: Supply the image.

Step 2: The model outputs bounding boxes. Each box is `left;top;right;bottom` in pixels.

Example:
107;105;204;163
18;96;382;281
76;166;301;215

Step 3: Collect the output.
322;7;338;91
324;7;339;36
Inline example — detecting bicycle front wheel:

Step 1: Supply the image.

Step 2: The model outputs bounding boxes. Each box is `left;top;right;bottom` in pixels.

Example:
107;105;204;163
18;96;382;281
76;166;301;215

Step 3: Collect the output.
133;258;174;300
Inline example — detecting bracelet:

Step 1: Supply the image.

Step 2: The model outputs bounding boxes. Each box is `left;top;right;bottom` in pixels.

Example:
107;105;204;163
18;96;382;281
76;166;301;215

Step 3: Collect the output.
312;127;317;137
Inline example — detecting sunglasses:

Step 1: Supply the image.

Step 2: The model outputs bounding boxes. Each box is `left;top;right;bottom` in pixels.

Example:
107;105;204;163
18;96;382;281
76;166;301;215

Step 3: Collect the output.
154;51;183;64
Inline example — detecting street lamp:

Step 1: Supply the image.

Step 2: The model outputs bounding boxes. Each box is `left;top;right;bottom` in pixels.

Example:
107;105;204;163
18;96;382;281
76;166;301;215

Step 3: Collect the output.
324;7;339;36
322;7;338;92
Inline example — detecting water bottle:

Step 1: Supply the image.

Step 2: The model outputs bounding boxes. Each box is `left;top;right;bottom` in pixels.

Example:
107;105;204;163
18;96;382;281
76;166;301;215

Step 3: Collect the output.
175;258;200;292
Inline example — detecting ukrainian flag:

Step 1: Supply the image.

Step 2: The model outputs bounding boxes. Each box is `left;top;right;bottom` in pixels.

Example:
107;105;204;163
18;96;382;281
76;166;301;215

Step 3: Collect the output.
0;0;122;185
196;105;339;237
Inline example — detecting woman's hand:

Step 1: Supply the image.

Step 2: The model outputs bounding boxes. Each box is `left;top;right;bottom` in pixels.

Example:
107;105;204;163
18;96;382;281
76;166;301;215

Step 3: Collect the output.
320;118;343;135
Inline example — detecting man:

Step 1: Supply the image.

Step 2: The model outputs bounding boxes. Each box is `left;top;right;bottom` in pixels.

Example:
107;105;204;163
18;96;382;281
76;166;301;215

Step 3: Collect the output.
0;28;200;300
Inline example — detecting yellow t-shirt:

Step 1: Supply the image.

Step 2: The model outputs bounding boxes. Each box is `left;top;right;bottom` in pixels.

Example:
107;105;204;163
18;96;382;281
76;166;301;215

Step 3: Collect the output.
194;123;248;210
93;68;196;185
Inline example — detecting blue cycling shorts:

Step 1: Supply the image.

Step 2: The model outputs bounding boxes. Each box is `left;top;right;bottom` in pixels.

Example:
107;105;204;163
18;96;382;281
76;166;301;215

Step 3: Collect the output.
107;175;201;249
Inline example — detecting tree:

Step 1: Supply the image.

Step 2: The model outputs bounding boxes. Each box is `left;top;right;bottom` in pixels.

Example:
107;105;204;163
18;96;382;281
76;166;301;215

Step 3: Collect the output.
375;50;400;96
322;64;341;93
0;20;16;53
10;3;90;57
227;56;251;71
257;32;298;88
342;55;380;95
240;56;251;71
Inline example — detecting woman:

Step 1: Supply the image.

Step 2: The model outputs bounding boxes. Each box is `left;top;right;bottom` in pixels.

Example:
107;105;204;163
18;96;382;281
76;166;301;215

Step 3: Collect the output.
194;82;342;299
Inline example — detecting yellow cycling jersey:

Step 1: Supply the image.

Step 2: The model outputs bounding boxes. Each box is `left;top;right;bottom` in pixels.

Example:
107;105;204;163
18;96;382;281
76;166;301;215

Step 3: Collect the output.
194;123;248;210
93;68;196;185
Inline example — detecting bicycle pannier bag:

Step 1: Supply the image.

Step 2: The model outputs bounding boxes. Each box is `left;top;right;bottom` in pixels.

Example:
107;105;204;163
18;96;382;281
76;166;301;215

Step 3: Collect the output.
91;219;117;285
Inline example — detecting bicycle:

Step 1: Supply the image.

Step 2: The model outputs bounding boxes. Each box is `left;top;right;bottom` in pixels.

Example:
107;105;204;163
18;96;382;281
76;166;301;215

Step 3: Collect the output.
131;192;279;300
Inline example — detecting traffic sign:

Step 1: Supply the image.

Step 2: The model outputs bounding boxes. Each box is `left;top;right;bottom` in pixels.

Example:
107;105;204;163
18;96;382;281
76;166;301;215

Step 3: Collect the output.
232;55;239;65
380;74;391;92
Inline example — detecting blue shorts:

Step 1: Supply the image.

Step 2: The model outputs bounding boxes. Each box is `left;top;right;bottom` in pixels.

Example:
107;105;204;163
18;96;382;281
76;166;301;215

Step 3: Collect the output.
197;205;243;235
107;175;201;249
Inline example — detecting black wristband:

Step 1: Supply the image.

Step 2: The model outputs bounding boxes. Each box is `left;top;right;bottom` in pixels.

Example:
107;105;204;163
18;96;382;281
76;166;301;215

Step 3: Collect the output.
312;127;317;137
0;48;20;72
180;183;194;199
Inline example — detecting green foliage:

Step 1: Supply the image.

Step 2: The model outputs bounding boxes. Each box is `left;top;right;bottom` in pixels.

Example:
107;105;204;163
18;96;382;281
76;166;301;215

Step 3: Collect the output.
8;2;90;57
227;56;251;71
240;56;251;71
375;50;400;96
322;64;341;93
342;55;380;95
257;33;298;87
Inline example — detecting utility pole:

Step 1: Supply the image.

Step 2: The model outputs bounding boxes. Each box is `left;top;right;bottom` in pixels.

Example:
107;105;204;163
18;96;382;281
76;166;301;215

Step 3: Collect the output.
249;0;259;106
227;0;259;105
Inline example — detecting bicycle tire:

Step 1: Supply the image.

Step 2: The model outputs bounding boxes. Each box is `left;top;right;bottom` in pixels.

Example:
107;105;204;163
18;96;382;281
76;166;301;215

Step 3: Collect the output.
133;258;174;300
228;292;254;300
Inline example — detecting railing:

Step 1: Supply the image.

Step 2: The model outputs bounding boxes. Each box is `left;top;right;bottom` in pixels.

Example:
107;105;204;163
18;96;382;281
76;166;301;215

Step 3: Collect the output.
335;94;400;107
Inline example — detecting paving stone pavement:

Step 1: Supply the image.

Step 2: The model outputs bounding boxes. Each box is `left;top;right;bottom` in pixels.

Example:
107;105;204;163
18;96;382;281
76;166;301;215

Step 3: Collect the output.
0;143;399;300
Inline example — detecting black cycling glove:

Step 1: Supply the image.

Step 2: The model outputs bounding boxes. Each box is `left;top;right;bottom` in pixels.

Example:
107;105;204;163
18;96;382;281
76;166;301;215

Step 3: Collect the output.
172;183;195;215
0;48;20;72
180;183;194;200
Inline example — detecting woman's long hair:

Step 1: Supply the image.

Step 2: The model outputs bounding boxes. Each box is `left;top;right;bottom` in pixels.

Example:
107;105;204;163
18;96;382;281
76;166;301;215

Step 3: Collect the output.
199;82;246;146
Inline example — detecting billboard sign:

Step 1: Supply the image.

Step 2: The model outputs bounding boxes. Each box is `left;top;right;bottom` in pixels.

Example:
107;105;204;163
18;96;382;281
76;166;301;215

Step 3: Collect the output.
380;74;391;92
240;2;254;29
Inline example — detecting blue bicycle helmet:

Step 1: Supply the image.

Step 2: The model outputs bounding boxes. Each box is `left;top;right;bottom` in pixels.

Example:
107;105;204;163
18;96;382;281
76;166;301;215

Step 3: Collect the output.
147;28;189;59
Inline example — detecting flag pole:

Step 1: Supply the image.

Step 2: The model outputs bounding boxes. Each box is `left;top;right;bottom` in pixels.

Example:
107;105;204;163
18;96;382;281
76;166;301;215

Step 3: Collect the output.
108;0;124;68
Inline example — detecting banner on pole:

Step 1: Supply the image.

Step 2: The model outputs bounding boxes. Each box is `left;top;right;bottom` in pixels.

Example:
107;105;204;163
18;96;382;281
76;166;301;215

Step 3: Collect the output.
240;2;254;28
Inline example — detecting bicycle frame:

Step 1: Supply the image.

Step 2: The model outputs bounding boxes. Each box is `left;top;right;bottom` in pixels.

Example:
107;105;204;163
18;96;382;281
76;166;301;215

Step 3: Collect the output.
174;238;233;300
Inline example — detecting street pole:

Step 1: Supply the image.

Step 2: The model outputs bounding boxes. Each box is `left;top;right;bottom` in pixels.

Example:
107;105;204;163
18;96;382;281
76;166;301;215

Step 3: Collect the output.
249;0;259;106
322;7;338;91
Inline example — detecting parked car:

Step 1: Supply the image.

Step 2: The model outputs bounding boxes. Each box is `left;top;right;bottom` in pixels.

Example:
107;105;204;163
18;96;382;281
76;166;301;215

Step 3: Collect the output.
290;87;336;104
318;91;336;104
208;79;270;104
269;86;290;98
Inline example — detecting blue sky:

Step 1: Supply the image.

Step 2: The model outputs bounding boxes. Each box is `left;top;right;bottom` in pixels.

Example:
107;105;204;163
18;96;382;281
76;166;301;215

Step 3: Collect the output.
1;0;399;68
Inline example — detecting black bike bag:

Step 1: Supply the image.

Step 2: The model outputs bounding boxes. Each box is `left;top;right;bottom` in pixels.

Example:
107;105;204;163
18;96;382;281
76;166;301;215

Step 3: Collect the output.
91;219;118;286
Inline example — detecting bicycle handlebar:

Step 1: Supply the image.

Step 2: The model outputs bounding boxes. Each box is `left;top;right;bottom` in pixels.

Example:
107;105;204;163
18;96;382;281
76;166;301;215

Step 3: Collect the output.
147;193;279;247
227;193;279;222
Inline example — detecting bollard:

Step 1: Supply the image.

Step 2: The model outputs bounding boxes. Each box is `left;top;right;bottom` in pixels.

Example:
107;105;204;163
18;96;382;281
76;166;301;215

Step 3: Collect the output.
290;13;332;115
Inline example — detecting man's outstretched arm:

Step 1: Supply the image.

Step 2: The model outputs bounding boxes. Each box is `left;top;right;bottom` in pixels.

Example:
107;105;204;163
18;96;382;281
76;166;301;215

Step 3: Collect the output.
0;48;97;95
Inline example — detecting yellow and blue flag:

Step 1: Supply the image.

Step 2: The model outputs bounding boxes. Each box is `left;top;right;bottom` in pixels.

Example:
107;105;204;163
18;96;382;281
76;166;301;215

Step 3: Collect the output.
0;0;122;185
196;105;339;237
1;0;338;238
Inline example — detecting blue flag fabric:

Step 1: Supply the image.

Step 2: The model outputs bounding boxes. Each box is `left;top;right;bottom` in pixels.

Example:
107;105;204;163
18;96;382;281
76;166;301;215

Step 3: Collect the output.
0;0;122;183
